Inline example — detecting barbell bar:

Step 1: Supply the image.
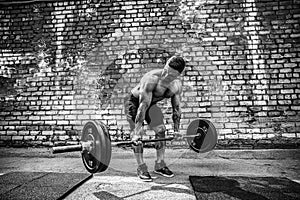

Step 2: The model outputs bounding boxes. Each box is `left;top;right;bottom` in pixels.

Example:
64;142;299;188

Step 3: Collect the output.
52;135;201;154
111;135;202;146
52;119;218;173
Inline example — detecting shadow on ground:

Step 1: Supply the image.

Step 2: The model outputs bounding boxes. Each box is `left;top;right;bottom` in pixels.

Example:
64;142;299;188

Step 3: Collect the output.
189;176;300;200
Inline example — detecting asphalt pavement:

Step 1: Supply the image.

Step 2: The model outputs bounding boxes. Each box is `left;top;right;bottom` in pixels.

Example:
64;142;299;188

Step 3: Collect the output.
0;147;299;200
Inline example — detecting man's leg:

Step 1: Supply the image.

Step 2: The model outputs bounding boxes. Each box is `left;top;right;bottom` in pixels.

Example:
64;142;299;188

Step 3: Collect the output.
124;94;144;164
146;104;166;162
152;124;166;163
124;94;152;181
146;105;174;177
132;141;144;165
151;124;174;177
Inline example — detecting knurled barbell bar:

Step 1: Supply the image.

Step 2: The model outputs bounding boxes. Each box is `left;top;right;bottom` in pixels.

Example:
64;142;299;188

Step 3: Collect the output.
52;119;218;174
52;135;200;153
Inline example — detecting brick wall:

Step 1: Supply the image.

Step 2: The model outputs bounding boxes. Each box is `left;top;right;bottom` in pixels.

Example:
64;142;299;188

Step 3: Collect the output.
0;0;299;148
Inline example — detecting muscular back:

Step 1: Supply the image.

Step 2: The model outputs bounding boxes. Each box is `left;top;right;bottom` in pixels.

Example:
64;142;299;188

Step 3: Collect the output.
131;69;182;104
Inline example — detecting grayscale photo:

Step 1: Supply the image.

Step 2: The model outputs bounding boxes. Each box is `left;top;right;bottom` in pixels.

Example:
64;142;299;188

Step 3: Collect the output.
0;0;299;199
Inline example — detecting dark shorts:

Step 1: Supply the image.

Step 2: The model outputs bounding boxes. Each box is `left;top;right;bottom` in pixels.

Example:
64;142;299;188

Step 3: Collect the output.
124;93;164;131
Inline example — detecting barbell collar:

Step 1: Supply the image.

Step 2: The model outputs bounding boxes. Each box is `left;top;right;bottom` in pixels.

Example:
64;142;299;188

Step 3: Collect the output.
52;144;82;154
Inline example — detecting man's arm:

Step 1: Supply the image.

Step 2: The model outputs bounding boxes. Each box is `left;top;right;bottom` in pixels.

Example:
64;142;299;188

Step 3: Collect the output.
134;80;155;137
134;91;152;136
171;93;181;132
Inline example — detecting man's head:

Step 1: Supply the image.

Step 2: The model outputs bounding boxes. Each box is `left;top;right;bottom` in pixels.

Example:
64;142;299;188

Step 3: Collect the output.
167;56;186;73
161;56;186;82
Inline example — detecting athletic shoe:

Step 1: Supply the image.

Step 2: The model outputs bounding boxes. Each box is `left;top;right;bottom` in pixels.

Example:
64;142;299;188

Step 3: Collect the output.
154;166;174;177
137;163;153;182
154;160;174;178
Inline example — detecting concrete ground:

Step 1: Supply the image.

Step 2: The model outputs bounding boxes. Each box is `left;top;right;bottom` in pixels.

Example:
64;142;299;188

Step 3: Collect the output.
0;147;299;200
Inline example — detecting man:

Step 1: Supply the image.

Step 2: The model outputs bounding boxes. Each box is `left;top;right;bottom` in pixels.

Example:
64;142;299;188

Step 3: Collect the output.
124;56;186;182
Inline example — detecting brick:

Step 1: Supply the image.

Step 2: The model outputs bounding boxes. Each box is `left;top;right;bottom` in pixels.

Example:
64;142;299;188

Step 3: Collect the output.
76;105;89;110
8;121;20;125
254;101;267;106
78;115;90;120
54;130;66;135
36;136;47;141
7;131;18;135
249;133;265;140
225;123;238;129
0;136;12;141
29;131;40;135
184;92;197;97
24;136;35;140
281;89;294;94
12;135;23;140
41;116;52;120
62;96;74;100
225;134;238;139
45;121;57;125
52;105;64;110
282;133;296;138
57;121;69;125
238;134;252;139
29;116;41;120
19;131;30;135
291;106;300;110
42;131;53;136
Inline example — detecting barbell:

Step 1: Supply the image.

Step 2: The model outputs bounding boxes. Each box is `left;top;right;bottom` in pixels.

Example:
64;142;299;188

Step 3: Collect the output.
52;119;218;173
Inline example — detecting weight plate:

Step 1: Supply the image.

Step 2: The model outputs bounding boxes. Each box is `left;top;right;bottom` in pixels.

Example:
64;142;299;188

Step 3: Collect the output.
186;119;218;153
81;121;111;173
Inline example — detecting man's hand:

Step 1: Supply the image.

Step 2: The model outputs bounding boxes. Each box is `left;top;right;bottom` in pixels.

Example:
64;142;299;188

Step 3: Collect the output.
174;131;183;140
131;134;143;146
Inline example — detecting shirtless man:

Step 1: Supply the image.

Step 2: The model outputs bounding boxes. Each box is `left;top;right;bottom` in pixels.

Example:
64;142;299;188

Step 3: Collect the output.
124;56;186;181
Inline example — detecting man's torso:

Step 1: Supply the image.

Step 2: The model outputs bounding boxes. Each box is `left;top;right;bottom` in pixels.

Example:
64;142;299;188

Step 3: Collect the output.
131;69;181;104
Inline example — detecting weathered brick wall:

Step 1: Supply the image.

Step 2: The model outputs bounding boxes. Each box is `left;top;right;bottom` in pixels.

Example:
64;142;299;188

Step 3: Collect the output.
0;0;299;148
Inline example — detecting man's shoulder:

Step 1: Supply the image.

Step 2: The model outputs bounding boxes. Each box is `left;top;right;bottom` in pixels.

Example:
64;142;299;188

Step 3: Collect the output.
172;78;182;84
170;78;182;87
141;69;162;82
145;69;163;76
169;79;183;94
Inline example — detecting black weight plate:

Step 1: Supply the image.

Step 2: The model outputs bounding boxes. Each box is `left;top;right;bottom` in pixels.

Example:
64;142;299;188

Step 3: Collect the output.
186;119;218;153
81;121;111;173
